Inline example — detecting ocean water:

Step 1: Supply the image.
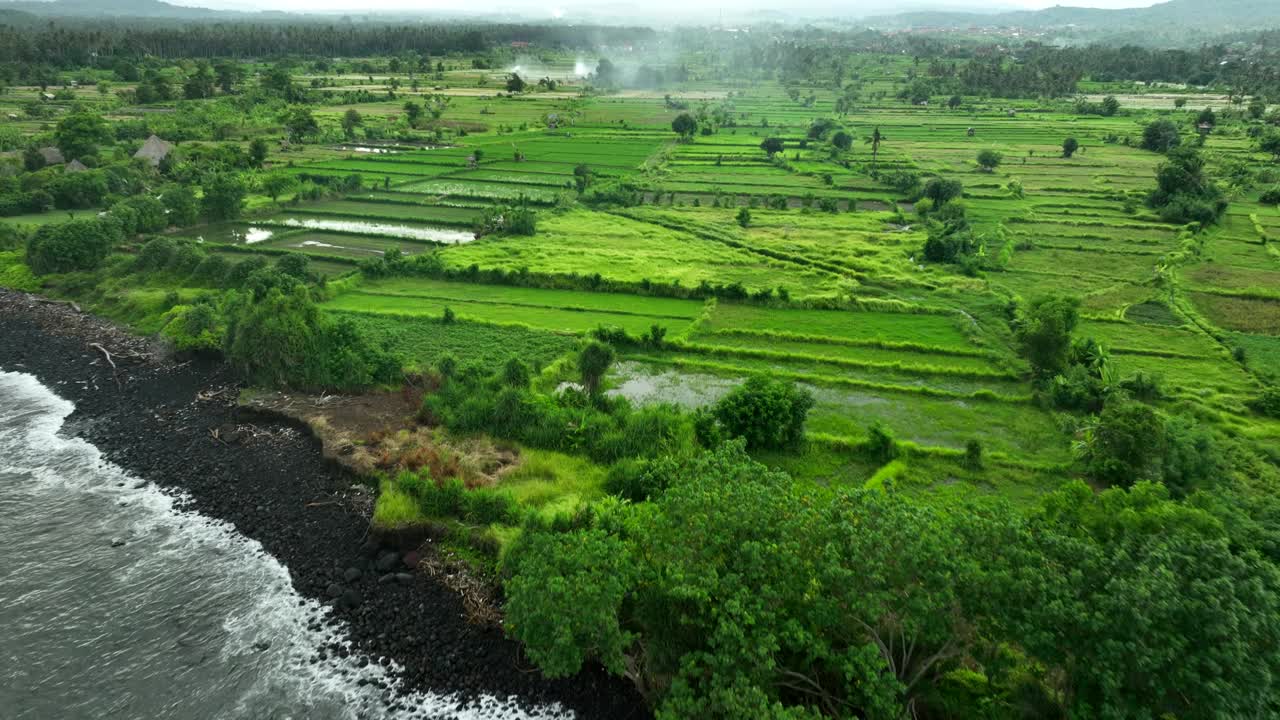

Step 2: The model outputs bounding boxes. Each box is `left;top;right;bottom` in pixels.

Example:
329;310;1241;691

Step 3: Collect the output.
0;371;566;720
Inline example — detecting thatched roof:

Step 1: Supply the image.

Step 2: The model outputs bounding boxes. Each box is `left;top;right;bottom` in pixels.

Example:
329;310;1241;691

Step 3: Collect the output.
65;159;88;173
134;135;173;166
38;146;65;165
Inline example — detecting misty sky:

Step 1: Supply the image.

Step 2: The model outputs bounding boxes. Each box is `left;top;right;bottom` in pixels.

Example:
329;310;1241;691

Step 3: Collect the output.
169;0;1165;17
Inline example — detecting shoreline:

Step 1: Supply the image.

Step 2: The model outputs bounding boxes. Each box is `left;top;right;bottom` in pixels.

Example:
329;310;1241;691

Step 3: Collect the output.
0;290;644;720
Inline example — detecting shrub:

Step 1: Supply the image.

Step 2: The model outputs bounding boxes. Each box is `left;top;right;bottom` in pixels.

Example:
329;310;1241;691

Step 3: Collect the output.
865;421;898;461
1141;119;1181;153
1082;400;1166;487
604;455;681;502
190;254;231;285
577;341;615;394
25;218;120;275
464;487;519;525
135;236;177;272
1048;364;1106;412
965;439;983;469
923;178;964;205
161;302;222;351
1248;387;1280;418
502;356;530;388
1016;295;1081;378
222;286;400;389
712;375;814;450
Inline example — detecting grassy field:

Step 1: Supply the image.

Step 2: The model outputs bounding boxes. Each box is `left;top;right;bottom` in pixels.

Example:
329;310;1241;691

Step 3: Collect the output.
10;55;1274;518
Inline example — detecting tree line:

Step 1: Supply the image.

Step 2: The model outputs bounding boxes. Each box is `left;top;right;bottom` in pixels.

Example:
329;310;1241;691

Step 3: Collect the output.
0;21;654;65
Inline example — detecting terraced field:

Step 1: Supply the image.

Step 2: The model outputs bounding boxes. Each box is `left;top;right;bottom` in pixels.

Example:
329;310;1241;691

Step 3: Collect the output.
208;72;1277;476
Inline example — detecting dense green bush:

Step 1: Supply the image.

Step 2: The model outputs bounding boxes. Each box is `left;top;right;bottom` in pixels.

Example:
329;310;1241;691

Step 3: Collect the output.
25;218;120;275
222;286;401;389
507;442;1280;719
1141;118;1181;153
421;358;696;465
1015;295;1080;378
1249;387;1280;418
711;375;814;450
1081;400;1166;487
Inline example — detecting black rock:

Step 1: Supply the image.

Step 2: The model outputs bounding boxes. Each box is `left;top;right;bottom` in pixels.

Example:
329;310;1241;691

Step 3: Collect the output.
340;589;363;609
374;551;400;572
343;567;362;583
326;582;344;598
395;572;414;585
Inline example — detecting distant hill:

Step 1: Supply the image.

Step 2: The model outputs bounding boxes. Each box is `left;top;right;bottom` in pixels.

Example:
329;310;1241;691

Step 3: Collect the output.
866;0;1280;45
0;0;230;19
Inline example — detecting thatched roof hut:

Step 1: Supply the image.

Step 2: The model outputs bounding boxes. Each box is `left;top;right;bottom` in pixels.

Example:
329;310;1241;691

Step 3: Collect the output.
38;146;65;165
65;159;88;173
133;135;174;167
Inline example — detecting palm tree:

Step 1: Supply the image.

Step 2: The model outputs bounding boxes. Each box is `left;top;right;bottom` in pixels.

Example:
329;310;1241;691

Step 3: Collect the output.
866;127;884;176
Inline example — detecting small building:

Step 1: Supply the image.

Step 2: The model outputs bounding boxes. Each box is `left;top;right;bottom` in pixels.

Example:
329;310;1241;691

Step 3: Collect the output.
133;135;174;167
65;159;89;173
38;146;65;165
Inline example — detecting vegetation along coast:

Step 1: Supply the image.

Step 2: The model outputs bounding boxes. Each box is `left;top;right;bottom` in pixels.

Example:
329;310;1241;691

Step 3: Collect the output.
2;0;1280;716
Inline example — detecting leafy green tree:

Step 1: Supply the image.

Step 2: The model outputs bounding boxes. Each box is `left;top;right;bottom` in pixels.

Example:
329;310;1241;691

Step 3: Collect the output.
505;73;526;93
260;172;298;202
671;112;697;139
504;529;637;678
402;101;423;126
831;130;852;150
976;149;1003;172
577;340;615;394
248;138;269;169
1009;481;1280;719
713;375;815;450
922;177;963;205
114;195;167;233
1062;137;1079;158
736;207;751;228
947;94;962;110
25;218;120;275
760;137;785;156
201;171;248;221
48;170;108;209
274;252;310;280
1080;400;1166;487
1141;118;1181;153
54;112;111;160
1015;295;1080;377
282;106;318;142
223;285;399;389
1100;95;1120;116
160;184;199;227
22;145;45;172
1258;130;1280;161
214;61;241;94
341;108;363;140
183;62;216;100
